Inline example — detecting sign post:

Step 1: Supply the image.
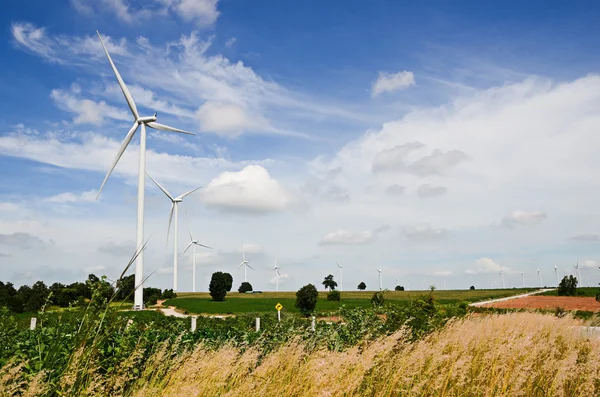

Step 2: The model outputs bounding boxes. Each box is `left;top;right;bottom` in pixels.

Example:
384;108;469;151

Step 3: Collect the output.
275;302;283;322
30;317;37;330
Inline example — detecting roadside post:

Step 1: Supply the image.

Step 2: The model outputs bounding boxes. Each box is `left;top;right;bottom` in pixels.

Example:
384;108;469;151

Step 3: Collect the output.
30;317;37;330
275;302;283;322
256;317;260;331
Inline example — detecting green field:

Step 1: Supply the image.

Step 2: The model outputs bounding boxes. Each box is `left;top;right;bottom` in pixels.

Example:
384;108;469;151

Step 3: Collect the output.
165;289;536;315
540;287;598;297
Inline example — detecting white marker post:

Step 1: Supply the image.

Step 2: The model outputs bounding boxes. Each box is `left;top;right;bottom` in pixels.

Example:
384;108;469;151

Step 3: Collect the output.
191;317;197;332
30;317;37;330
275;302;283;322
311;316;316;332
256;317;260;332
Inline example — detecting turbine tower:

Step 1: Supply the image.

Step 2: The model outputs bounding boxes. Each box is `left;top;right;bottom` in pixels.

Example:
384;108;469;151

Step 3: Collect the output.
336;261;347;292
377;268;383;290
554;265;559;287
500;268;505;289
180;213;211;293
537;268;542;288
147;174;201;291
270;259;282;292
238;249;255;282
574;260;582;287
521;271;525;288
95;31;194;310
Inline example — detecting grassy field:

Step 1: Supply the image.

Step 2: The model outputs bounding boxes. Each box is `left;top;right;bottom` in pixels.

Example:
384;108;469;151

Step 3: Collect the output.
166;288;535;314
540;287;598;297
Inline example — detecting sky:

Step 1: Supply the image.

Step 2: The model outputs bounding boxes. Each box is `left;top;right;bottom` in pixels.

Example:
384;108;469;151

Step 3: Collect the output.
2;0;600;292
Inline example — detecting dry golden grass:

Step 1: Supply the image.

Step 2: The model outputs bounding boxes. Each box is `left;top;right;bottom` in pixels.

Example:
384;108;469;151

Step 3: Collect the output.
3;312;600;396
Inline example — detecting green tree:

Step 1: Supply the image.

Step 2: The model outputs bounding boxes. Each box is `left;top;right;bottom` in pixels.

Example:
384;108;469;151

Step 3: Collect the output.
115;274;135;301
209;272;228;301
327;290;341;301
322;274;338;291
357;282;366;290
161;289;177;299
295;284;318;316
238;282;253;293
470;285;475;290
557;275;578;296
371;291;385;307
223;273;233;292
395;285;405;291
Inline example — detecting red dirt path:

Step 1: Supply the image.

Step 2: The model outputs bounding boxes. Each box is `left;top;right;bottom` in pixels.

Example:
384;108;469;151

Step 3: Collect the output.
482;296;600;311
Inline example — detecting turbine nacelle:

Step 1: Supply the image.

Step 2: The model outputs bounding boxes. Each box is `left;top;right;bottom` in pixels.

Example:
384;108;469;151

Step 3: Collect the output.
137;114;158;124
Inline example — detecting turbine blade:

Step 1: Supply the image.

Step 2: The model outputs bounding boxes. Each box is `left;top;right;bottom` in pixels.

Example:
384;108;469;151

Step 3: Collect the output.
96;31;139;120
166;203;174;245
96;122;139;199
146;121;194;135
185;211;193;241
179;241;194;259
195;243;212;249
247;264;256;271
176;185;202;200
147;173;174;201
270;266;276;271
237;262;244;269
277;270;281;276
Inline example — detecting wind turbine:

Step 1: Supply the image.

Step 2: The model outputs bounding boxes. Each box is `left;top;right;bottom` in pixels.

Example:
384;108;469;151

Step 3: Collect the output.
500;268;505;289
180;213;211;293
377;268;383;290
537;268;542;288
554;265;559;287
95;31;194;310
147;174;201;291
336;261;347;292
521;271;525;288
238;248;255;282
574;260;582;287
270;259;282;292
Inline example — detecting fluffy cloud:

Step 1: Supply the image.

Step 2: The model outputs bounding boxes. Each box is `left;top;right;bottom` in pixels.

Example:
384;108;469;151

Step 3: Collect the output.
195;102;267;137
569;234;600;242
466;258;508;275
98;240;137;257
0;232;44;249
0;203;19;212
371;142;423;173
43;190;97;203
319;230;374;246
371;71;415;97
401;224;446;242
51;88;130;125
169;0;220;27
385;184;405;196
407;149;468;177
501;210;547;228
580;260;599;269
417;184;447;198
201;165;292;214
238;243;264;255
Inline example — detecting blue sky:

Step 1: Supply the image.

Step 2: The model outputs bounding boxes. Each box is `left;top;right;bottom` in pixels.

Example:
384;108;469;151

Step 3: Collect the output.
2;0;600;292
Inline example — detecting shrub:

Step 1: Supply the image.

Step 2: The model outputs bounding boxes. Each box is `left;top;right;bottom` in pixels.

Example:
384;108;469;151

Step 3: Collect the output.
557;275;577;296
371;291;385;307
327;290;341;301
238;282;253;293
145;294;160;306
295;284;318;316
470;285;475;290
223;273;233;292
162;289;177;299
209;272;228;301
395;285;405;291
357;282;366;290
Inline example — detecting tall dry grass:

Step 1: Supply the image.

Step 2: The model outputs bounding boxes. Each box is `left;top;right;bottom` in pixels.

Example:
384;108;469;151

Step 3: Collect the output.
2;312;599;396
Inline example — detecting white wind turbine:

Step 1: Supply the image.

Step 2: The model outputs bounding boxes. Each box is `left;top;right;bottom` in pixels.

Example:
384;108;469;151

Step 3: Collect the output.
377;268;383;290
521;271;525;288
270;259;282;292
336;261;347;292
180;213;212;293
554;265;559;287
238;248;255;283
537;268;543;288
147;174;201;291
574;260;582;287
95;31;194;310
500;268;505;289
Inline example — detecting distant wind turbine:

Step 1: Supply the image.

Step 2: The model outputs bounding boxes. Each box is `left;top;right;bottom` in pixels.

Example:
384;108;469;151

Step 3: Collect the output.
238;248;255;282
147;174;201;291
574;260;582;287
500;268;505;289
377;268;383;290
95;31;194;309
537;268;542;288
179;213;211;293
521;271;525;288
271;259;282;292
336;261;347;292
554;265;559;287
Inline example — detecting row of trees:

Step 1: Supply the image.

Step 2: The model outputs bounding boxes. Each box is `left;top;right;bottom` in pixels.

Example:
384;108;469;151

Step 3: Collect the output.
0;274;176;313
322;274;405;291
208;272;255;301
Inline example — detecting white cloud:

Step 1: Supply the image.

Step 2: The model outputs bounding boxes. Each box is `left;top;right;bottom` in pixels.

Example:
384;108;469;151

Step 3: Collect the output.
0;203;19;212
269;272;289;286
98;240;136;256
225;37;237;48
201;165;293;214
371;71;415;97
501;210;547;228
465;258;510;275
319;230;374;246
417;184;447;198
580;260;599;269
569;234;600;242
238;243;264;255
11;22;61;63
43;190;97;203
401;223;446;242
195;102;268;137
385;184;405;196
407;149;468;177
168;0;220;27
51;89;130;125
433;270;453;277
0;232;44;249
371;142;423;173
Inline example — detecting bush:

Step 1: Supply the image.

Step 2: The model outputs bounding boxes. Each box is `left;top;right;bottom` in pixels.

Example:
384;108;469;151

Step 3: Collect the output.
470;285;475;290
238;282;253;293
557;275;578;296
371;291;385;307
327;290;341;301
161;289;177;299
395;285;405;291
145;294;160;306
209;272;228;301
295;284;318;316
223;273;233;292
357;282;366;290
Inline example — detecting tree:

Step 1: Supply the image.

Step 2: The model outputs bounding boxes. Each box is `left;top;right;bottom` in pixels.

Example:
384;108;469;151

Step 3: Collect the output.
357;282;366;291
223;273;233;292
162;289;177;300
295;284;318;316
327;290;341;301
395;285;405;291
238;282;253;293
115;274;135;302
209;272;228;301
371;291;385;307
470;286;475;290
322;274;338;291
557;275;578;296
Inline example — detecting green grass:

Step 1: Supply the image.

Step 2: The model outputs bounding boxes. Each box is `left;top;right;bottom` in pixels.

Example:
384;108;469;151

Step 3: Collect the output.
540;287;598;297
166;289;536;315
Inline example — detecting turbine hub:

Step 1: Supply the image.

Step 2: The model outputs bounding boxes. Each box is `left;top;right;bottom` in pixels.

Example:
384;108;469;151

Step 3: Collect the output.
137;115;158;124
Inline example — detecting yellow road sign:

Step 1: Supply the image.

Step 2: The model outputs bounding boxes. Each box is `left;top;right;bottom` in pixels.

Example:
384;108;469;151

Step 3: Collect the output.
275;303;283;311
